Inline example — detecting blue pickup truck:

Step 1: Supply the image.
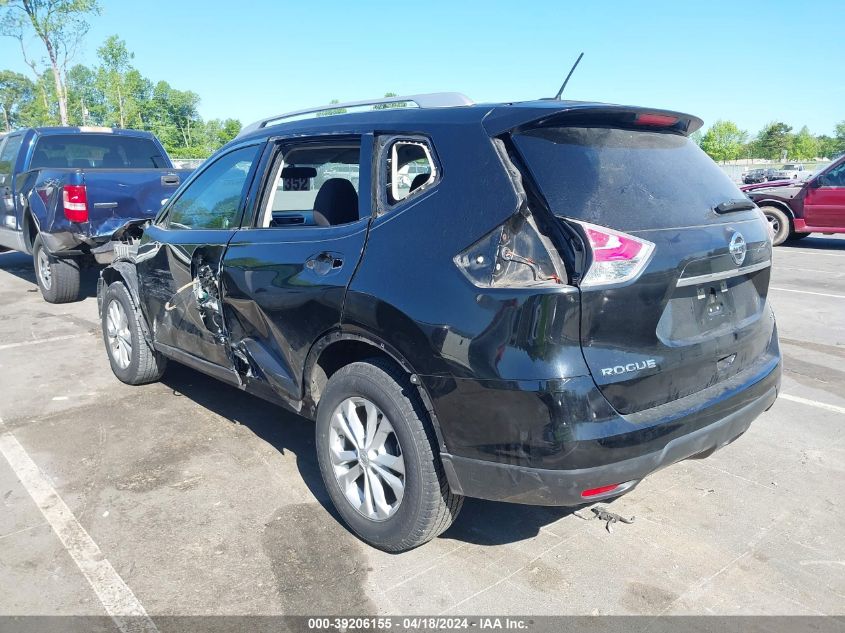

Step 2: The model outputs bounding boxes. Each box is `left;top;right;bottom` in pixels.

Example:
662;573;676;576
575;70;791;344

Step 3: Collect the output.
0;127;191;303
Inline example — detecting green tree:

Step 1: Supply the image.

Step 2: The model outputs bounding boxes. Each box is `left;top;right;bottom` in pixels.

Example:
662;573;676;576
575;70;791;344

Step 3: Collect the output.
95;35;140;128
816;135;836;159
790;126;819;160
699;120;748;162
0;0;100;125
689;129;703;146
373;91;406;110
832;121;845;157
65;62;100;124
316;98;347;117
0;69;34;130
756;122;793;160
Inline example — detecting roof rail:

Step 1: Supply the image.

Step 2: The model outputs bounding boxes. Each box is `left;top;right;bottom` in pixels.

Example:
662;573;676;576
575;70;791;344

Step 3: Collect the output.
237;92;474;137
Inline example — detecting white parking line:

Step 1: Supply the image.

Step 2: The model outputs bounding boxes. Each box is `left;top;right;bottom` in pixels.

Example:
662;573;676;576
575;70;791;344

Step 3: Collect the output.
780;394;845;416
0;334;82;351
776;266;845;275
769;287;845;300
776;249;845;258
0;419;157;633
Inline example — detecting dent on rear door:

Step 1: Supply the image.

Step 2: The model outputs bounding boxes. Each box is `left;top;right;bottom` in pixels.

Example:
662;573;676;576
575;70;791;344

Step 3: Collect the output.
219;222;369;407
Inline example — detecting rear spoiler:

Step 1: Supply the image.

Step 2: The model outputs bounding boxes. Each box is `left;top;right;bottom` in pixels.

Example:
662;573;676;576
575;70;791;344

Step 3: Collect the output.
482;102;703;137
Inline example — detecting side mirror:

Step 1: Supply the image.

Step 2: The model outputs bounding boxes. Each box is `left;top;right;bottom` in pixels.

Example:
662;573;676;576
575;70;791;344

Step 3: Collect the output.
810;177;824;188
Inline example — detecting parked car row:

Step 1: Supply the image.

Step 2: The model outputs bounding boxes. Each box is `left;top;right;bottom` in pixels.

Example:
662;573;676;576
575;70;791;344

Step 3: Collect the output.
742;163;810;184
0;127;191;302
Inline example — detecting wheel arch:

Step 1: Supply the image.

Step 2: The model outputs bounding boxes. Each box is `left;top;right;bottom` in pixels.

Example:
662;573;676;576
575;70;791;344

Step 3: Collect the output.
22;207;39;254
756;199;795;220
99;261;153;346
303;330;448;451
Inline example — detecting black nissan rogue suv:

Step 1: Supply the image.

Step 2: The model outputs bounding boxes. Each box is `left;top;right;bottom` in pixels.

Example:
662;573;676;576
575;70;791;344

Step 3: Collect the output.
97;93;781;551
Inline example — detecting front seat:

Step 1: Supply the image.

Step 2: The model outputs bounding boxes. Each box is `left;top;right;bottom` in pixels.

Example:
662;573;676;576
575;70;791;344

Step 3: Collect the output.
312;178;358;226
409;172;431;192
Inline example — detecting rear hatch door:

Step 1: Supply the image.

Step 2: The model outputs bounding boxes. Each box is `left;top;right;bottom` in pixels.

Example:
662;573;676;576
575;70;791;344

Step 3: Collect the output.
512;120;775;414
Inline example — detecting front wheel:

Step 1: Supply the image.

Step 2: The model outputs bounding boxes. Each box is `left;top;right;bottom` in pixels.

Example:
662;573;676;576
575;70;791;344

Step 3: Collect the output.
315;359;463;552
760;206;791;246
32;235;81;303
101;281;167;385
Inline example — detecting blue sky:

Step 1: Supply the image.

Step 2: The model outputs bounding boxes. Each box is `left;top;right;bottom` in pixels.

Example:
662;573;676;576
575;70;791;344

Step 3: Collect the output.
2;0;843;135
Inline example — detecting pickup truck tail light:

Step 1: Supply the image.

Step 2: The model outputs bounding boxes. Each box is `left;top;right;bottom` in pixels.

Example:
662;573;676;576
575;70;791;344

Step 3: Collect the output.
63;185;89;223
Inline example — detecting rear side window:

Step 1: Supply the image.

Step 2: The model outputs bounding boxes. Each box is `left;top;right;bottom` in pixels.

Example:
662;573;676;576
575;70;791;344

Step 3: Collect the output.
31;134;168;169
513;127;742;231
383;138;437;205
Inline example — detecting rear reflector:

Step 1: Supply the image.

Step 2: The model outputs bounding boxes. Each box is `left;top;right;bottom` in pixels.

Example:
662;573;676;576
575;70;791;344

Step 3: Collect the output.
63;185;89;223
635;113;679;127
581;483;621;498
573;220;655;287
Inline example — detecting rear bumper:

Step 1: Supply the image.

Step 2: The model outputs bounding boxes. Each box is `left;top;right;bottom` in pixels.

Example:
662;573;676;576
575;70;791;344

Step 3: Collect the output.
431;328;781;506
441;379;777;505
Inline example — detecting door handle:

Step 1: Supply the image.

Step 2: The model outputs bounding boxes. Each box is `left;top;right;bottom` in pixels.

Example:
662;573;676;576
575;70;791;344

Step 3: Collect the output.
306;252;343;274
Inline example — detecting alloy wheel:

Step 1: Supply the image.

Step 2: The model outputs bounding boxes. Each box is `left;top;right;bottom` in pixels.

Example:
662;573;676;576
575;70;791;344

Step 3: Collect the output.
105;299;132;369
328;397;405;521
37;249;52;290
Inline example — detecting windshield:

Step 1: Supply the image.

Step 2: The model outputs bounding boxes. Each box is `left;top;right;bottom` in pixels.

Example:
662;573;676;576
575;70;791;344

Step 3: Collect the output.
31;134;168;169
513;126;743;231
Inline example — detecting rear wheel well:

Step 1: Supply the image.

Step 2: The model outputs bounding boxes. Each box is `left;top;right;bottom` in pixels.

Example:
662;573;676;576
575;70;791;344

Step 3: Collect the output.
309;339;396;407
306;336;447;452
23;211;38;253
757;200;794;220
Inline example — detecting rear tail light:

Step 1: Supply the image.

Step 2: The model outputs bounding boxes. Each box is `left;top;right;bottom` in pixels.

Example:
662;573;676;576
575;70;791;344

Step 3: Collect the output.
62;185;89;223
573;220;654;288
454;213;566;288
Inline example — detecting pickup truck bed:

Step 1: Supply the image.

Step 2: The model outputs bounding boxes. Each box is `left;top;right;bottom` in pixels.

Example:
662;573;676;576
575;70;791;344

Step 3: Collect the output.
0;126;192;302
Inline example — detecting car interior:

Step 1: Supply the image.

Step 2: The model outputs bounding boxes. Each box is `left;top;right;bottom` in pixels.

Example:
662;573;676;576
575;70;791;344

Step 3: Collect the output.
260;144;362;228
260;140;435;228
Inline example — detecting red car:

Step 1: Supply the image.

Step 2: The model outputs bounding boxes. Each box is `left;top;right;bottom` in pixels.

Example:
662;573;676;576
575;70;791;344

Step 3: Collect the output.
741;156;845;245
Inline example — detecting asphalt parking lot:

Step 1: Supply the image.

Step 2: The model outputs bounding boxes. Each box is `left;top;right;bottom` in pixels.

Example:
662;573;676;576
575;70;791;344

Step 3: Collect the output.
1;237;843;622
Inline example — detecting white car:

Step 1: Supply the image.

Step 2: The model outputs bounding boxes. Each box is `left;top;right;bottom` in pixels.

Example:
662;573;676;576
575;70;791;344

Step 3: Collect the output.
771;163;807;180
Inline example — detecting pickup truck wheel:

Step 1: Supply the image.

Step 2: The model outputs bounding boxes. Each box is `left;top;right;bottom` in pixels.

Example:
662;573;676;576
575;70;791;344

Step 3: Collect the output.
32;235;81;303
315;359;463;552
101;282;167;385
759;206;791;246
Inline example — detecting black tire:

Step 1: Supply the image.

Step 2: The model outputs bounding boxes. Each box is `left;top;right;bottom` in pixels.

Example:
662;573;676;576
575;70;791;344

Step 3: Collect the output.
315;358;463;552
787;231;812;241
101;281;167;385
32;234;81;303
759;206;791;246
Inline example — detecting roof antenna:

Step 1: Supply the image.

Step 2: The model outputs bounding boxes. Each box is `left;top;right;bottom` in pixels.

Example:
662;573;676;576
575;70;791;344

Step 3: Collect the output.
554;52;584;100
